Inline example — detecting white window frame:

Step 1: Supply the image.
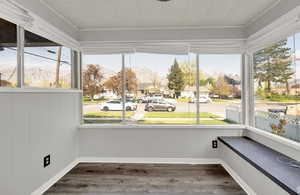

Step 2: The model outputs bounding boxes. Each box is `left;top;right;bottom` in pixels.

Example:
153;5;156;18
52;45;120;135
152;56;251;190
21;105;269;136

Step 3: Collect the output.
80;51;245;127
0;20;81;92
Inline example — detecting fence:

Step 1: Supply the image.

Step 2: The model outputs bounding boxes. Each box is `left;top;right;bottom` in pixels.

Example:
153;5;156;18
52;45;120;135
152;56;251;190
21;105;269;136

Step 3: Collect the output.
225;105;242;124
225;108;300;142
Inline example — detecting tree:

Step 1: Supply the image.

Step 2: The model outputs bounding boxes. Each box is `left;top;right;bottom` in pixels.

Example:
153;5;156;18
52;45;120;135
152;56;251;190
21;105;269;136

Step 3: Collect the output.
254;40;293;93
104;68;138;96
180;62;197;87
125;68;138;94
273;58;294;94
210;76;232;98
83;64;103;100
149;71;162;90
167;59;185;98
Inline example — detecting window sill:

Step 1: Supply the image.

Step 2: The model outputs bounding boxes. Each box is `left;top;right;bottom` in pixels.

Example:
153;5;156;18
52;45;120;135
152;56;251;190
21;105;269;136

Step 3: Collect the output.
246;126;300;151
79;124;245;130
0;87;82;93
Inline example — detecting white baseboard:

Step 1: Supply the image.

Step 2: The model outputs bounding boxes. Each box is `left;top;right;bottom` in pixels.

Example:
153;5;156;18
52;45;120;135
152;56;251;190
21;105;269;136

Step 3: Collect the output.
31;157;254;195
220;160;256;195
31;159;79;195
78;157;221;165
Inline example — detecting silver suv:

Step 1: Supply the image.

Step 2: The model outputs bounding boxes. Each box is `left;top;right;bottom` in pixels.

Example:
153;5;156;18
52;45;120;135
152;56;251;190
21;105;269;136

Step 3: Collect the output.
145;99;176;112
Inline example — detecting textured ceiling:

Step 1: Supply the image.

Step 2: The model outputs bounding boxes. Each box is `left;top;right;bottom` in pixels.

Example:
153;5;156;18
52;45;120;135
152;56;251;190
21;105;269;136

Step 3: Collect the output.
42;0;279;30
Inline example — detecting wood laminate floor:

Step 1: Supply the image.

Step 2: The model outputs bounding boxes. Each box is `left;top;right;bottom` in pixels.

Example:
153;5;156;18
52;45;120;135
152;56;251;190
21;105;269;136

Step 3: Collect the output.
44;163;247;195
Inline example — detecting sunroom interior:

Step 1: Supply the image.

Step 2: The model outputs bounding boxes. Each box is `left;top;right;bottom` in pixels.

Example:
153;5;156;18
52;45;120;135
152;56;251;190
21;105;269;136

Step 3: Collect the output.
1;0;300;195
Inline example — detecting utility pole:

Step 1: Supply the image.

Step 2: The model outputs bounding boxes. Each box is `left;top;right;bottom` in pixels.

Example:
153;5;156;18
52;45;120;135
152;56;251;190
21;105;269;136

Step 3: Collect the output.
0;72;2;87
55;46;62;87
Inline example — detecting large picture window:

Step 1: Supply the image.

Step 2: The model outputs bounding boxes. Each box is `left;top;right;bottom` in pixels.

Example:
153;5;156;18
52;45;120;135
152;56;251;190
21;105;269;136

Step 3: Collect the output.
253;35;300;142
126;52;196;125
24;31;72;88
198;54;241;125
83;54;123;124
82;52;242;125
0;18;17;87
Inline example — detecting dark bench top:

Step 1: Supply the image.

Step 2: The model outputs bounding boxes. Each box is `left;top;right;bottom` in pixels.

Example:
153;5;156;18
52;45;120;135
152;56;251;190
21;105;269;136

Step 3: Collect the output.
218;136;300;195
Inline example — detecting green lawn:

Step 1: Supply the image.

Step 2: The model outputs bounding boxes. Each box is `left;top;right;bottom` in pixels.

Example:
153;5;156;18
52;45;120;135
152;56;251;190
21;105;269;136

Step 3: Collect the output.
83;100;107;104
84;112;135;118
138;119;229;125
144;112;221;118
84;119;123;124
212;99;240;103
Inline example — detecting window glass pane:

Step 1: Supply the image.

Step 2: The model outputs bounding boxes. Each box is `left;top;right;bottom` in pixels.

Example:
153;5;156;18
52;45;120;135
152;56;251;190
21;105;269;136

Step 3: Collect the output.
0;18;17;87
83;54;123;124
24;31;71;88
254;37;300;142
127;52;196;125
124;54;138;122
198;54;241;125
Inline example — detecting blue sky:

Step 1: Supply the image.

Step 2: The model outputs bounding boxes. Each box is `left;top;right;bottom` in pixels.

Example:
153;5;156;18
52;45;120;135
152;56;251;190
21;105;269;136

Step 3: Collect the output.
1;40;300;79
0;46;71;68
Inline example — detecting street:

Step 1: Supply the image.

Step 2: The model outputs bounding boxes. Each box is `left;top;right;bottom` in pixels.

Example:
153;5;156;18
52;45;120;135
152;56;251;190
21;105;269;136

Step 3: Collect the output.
83;101;288;118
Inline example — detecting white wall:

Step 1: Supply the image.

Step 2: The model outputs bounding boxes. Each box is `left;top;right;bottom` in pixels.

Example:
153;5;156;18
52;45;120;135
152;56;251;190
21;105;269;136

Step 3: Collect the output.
79;126;243;159
0;91;81;195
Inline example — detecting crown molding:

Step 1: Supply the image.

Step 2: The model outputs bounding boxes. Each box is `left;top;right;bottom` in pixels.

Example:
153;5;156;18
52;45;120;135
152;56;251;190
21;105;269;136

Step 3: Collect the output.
245;0;281;27
27;12;80;50
0;0;34;27
0;0;80;50
40;0;79;31
246;5;300;53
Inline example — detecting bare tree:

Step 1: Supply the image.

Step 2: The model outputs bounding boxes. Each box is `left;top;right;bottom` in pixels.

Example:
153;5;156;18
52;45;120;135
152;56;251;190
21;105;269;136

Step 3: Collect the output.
150;71;162;90
83;64;104;100
104;68;138;96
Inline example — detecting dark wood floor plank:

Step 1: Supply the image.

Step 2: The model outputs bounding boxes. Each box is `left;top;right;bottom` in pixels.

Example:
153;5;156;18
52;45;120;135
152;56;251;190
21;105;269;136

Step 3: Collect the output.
44;163;246;195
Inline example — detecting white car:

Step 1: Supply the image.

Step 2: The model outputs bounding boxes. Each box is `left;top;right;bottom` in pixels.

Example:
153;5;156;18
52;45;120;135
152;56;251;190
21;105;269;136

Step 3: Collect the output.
189;96;212;103
99;100;137;111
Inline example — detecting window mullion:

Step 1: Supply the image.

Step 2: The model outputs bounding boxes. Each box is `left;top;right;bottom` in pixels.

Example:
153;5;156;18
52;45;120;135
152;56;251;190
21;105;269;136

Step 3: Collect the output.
196;54;200;124
17;26;24;88
244;52;254;126
71;50;81;89
241;53;246;125
122;54;126;122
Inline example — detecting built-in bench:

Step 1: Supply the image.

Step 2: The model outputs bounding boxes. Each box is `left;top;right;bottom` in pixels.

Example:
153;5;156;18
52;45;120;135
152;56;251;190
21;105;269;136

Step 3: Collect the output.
218;136;300;195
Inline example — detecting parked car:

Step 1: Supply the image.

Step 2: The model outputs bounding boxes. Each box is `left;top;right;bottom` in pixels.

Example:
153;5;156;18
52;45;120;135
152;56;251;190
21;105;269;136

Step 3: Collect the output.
137;96;150;103
189;95;212;103
268;104;300;116
99;100;137;111
145;99;176;112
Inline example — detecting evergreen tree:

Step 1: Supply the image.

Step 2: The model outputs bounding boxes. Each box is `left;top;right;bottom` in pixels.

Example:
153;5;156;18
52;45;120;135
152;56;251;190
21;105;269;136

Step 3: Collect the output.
167;59;185;98
273;58;294;94
254;40;293;94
